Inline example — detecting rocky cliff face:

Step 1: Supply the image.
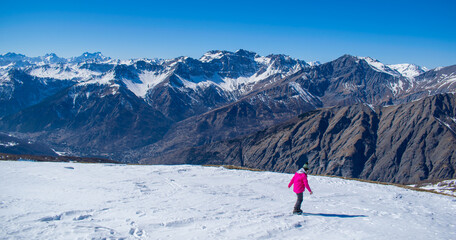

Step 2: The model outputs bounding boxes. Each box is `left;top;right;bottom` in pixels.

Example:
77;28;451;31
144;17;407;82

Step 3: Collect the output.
297;55;405;106
146;93;456;184
369;93;456;183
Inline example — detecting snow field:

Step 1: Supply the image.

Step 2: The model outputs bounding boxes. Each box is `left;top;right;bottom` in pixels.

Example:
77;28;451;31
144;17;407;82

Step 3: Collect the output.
0;161;455;240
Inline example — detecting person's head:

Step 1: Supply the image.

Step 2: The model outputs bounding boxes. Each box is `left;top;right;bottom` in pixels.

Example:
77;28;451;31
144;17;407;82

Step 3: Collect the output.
303;163;309;171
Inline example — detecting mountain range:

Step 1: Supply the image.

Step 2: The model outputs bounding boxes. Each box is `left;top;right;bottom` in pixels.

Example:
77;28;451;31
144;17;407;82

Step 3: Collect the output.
0;50;455;184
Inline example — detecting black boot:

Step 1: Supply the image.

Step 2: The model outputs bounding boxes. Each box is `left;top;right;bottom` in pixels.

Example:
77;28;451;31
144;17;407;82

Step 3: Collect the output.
293;209;303;215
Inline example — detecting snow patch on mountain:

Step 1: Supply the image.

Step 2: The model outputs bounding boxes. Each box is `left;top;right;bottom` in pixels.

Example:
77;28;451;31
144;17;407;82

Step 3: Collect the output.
390;80;406;95
29;65;102;81
388;63;428;79
76;71;121;97
411;179;456;196
254;56;273;65
199;51;226;63
218;75;257;94
289;82;319;104
0;63;15;71
217;63;283;93
0;68;12;84
343;82;363;92
79;71;115;86
124;71;170;97
358;57;401;77
0;141;19;147
175;75;206;91
417;68;456;92
308;61;321;67
435;117;456;134
438;72;456;84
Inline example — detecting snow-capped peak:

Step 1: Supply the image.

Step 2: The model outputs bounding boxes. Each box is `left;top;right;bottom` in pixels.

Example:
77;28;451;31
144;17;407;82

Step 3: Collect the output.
307;61;321;67
388;63;428;79
71;52;111;63
199;50;258;63
358;56;401;77
0;53;28;66
199;50;228;62
38;53;68;65
234;49;258;58
44;53;58;59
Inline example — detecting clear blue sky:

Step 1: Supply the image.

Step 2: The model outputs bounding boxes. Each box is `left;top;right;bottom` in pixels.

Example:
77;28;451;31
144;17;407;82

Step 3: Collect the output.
1;0;455;68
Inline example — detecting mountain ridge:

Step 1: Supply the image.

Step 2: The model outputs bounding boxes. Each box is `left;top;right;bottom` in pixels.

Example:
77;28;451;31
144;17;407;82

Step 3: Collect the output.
1;50;455;184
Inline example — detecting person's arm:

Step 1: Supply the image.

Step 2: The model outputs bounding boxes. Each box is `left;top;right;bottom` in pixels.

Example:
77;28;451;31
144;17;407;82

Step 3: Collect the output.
288;175;295;188
303;174;312;194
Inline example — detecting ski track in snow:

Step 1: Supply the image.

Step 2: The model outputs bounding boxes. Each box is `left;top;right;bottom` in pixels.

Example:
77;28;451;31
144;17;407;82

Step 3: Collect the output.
1;161;455;240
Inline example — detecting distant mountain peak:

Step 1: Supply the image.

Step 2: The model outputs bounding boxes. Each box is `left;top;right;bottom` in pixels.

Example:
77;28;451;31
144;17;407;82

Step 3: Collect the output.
339;54;357;59
82;51;102;57
39;53;67;64
71;52;110;63
199;50;229;62
234;49;258;58
200;49;258;63
331;54;360;65
308;61;321;67
2;52;27;58
44;53;58;57
388;63;428;79
0;52;28;61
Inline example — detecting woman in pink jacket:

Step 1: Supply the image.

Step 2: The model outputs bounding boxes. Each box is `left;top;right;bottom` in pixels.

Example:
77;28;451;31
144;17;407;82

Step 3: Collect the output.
288;163;313;214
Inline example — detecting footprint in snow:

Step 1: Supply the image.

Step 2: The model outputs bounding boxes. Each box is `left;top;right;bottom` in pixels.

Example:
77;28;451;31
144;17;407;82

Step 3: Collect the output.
39;210;93;222
129;227;145;237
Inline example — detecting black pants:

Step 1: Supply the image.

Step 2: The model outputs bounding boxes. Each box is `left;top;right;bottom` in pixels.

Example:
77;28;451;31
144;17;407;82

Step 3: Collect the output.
294;192;303;212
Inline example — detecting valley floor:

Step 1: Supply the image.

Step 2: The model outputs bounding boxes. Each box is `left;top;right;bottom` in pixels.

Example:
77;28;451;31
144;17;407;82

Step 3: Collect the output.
1;161;455;239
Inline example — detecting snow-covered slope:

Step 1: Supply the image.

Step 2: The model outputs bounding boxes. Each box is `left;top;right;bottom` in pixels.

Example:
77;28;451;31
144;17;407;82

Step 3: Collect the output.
28;64;103;81
388;63;428;79
357;56;401;77
356;57;428;80
1;161;455;240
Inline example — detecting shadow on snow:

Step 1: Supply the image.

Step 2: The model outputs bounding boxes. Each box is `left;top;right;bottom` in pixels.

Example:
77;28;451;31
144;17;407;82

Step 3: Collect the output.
301;212;367;218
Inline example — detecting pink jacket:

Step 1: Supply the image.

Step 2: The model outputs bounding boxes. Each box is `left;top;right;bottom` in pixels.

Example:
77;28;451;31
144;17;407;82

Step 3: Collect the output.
288;169;312;193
